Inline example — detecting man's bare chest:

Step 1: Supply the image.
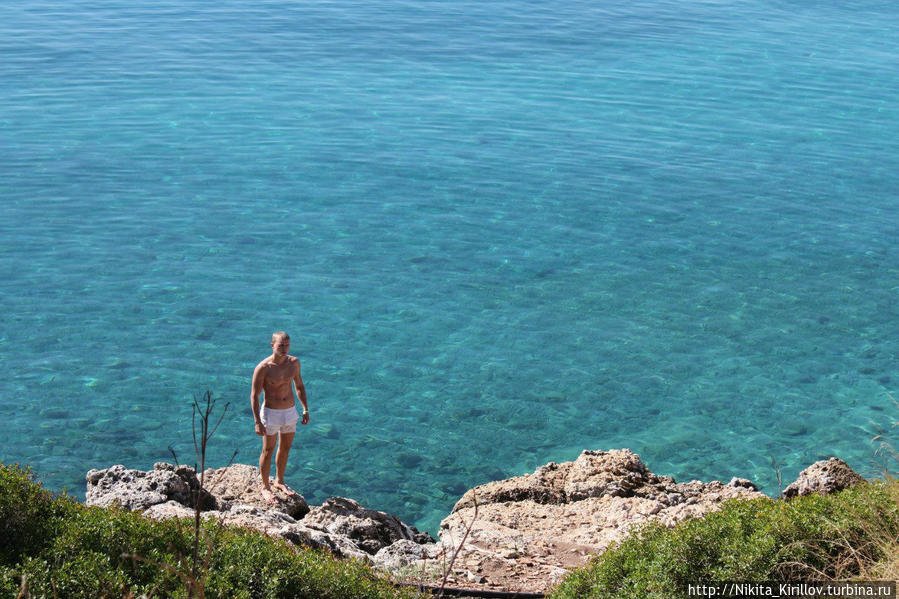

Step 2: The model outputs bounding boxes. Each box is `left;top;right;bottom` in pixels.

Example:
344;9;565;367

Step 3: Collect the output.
265;361;294;384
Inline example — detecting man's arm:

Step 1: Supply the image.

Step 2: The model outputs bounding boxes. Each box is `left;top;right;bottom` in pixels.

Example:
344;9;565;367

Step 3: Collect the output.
294;359;309;425
251;363;266;436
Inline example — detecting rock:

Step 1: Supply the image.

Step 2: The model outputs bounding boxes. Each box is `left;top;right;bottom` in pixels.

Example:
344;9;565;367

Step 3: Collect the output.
782;458;864;498
214;503;299;532
83;453;868;596
141;499;373;561
83;462;430;564
728;477;758;490
563;449;658;500
450;461;568;509
143;500;197;521
209;504;370;560
303;496;431;555
372;539;442;570
303;527;373;561
438;449;766;594
85;463;210;511
202;464;309;519
155;463;216;509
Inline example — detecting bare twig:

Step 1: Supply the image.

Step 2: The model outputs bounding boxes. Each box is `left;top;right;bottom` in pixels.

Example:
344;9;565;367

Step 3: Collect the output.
439;492;477;598
129;390;234;598
769;455;783;491
187;391;231;589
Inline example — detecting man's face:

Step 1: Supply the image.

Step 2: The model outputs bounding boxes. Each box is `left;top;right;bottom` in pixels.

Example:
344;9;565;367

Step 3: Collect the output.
271;336;290;357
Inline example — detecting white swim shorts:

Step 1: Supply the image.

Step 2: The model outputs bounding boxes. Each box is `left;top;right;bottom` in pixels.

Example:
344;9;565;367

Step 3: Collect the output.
260;406;299;435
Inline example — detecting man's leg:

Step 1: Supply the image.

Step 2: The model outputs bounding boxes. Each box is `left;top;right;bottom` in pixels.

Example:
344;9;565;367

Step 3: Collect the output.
272;432;295;494
259;433;278;502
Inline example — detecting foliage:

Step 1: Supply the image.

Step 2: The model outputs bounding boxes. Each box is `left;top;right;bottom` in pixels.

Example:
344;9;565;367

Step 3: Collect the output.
202;528;415;599
0;463;69;566
550;481;899;599
0;462;422;599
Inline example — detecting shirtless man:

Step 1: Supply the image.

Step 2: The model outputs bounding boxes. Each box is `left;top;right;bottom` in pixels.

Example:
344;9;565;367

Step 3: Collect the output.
251;331;309;502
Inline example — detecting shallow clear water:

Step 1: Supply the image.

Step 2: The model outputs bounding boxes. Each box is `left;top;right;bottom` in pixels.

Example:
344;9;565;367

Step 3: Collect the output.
2;0;899;534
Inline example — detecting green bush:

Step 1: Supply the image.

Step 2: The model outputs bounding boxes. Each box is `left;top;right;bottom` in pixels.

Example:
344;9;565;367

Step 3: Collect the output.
0;463;68;566
202;528;416;599
14;554;135;599
550;482;899;599
0;463;422;599
43;503;191;596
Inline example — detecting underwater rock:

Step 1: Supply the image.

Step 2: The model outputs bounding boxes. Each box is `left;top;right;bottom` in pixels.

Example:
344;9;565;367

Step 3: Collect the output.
310;422;340;439
782;457;864;498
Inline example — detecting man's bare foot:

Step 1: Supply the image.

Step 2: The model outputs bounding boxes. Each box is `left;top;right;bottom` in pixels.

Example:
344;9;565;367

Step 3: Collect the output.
272;481;298;496
260;487;278;504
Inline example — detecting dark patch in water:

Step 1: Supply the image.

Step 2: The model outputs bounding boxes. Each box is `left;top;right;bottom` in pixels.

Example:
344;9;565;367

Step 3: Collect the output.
41;409;69;419
443;481;469;496
88;430;142;443
484;468;507;482
396;453;422;468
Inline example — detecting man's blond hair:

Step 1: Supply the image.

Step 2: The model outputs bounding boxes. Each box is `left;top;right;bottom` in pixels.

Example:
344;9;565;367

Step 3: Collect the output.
272;330;290;342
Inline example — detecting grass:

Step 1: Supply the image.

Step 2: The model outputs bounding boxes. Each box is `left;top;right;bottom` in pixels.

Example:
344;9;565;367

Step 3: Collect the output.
548;480;899;599
0;463;423;599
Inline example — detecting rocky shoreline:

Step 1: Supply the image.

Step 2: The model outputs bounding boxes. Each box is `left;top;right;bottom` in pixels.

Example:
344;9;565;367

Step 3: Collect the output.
85;450;865;595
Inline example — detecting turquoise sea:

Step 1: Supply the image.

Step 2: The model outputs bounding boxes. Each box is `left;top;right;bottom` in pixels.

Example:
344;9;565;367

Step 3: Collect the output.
2;1;898;534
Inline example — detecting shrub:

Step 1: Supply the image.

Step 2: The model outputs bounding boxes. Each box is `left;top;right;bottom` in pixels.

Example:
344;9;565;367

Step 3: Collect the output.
14;554;135;599
203;528;418;599
44;503;191;595
0;462;421;599
0;463;68;566
550;481;899;599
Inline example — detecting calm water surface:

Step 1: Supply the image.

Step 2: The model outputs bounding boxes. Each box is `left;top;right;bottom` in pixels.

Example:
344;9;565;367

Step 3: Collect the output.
2;0;899;533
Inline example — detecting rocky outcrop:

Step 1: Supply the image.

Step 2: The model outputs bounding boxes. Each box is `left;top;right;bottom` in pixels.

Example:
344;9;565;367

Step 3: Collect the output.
86;463;213;511
437;449;767;593
782;458;865;498
304;496;432;555
85;452;867;595
85;463;431;563
203;463;309;518
208;503;372;561
430;450;866;593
